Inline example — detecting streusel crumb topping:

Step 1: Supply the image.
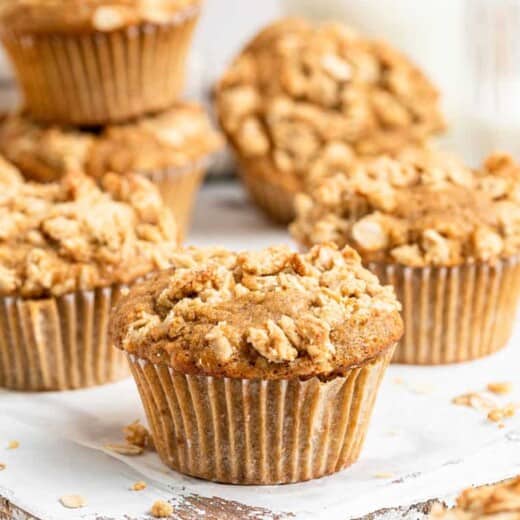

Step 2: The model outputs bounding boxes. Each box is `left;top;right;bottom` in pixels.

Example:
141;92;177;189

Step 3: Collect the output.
291;151;520;267
216;18;444;187
0;104;222;182
430;476;520;519
0;168;178;298
0;1;201;33
111;244;403;379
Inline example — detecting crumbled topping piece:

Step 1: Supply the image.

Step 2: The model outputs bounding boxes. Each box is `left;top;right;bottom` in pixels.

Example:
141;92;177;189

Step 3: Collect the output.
487;382;513;395
0;463;6;471
104;443;144;456
131;481;147;491
488;405;516;423
151;500;174;518
291;150;520;266
430;476;520;519
123;420;153;450
0;170;178;298
59;495;87;509
452;393;496;411
7;440;19;450
216;18;444;181
111;244;403;378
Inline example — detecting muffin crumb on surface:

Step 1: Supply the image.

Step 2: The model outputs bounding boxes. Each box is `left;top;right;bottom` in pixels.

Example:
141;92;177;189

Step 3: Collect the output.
150;500;173;518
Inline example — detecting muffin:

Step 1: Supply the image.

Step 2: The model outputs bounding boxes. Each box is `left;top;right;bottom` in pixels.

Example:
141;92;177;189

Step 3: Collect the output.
430;476;520;519
291;150;520;365
215;18;445;224
0;104;223;238
0;0;202;125
110;243;403;484
0;163;178;391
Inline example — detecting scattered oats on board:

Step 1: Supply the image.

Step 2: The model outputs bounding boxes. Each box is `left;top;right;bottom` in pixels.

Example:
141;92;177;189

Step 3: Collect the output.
488;405;516;423
373;472;394;479
452;392;496;410
59;495;87;509
151;500;173;518
487;382;513;395
7;440;19;449
131;481;147;491
104;443;143;456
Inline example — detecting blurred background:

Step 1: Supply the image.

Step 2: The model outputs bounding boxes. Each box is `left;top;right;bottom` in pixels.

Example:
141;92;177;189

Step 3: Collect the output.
1;0;519;165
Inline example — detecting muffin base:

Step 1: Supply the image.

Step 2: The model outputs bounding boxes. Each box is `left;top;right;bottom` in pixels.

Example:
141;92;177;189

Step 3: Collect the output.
238;158;297;225
145;164;206;241
369;257;520;365
127;346;395;485
1;7;199;125
0;285;130;391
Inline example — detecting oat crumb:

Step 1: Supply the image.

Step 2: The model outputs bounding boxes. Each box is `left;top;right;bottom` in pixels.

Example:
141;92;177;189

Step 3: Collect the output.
151;500;173;518
104;443;144;456
59;495;87;509
7;440;19;449
452;392;495;410
373;472;394;479
487;382;513;395
0;463;5;470
124;420;153;449
131;481;147;491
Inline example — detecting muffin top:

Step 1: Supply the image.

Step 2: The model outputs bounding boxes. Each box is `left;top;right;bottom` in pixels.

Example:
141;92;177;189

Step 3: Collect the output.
111;244;403;379
215;18;444;192
0;0;201;33
0;104;223;182
291;151;520;267
430;476;520;519
0;162;178;299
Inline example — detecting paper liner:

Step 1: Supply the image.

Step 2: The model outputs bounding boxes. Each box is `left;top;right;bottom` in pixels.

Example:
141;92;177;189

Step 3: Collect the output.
127;346;395;484
237;159;296;225
369;257;520;365
0;285;130;391
1;7;199;125
144;163;206;241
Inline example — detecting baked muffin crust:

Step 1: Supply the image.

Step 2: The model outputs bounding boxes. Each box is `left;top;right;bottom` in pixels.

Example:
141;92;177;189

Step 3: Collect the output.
0;165;178;298
0;0;201;33
0;104;222;182
111;244;403;379
291;151;520;267
215;18;445;191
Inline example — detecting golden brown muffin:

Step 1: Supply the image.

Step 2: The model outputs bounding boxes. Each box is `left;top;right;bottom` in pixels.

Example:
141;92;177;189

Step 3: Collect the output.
111;243;403;484
291;150;520;364
0;105;223;237
0;161;179;391
215;18;445;223
430;476;520;519
0;0;202;125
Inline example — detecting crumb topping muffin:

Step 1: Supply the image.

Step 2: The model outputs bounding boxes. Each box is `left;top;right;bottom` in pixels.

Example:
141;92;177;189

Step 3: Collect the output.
111;244;403;379
430;476;520;519
0;105;223;182
215;18;445;188
0;0;201;33
0;168;177;298
291;151;520;267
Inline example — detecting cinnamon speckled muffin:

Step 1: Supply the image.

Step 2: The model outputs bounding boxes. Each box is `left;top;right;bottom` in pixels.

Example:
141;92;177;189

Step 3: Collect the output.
215;18;445;223
0;0;201;125
291;150;520;364
111;243;403;484
0;161;178;391
0;105;222;237
430;476;520;519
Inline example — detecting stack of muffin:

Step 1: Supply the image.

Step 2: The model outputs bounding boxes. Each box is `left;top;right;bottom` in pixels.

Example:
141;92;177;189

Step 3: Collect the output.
0;0;222;238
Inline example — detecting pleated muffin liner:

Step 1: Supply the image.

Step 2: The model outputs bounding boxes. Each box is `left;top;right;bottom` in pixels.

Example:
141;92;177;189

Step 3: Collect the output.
142;158;209;241
0;6;200;125
369;257;520;365
237;158;297;225
127;345;395;485
0;285;130;391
